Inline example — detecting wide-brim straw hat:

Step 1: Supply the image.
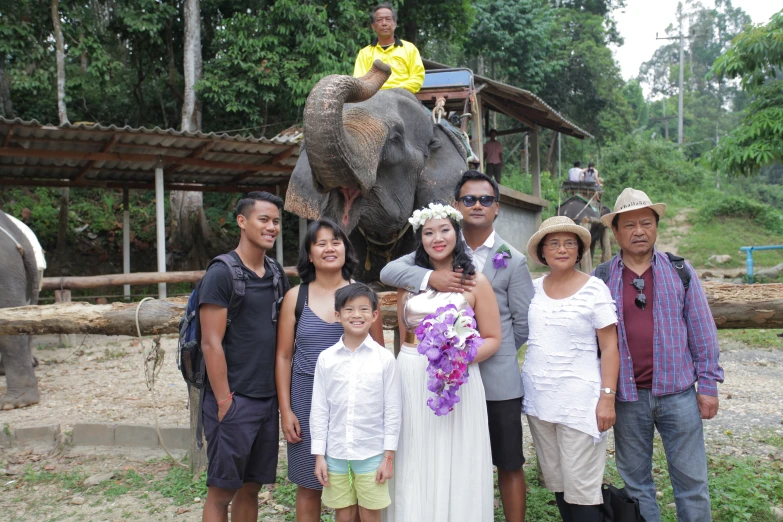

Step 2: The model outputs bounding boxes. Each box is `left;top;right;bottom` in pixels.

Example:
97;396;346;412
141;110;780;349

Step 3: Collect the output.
600;188;667;228
526;216;593;265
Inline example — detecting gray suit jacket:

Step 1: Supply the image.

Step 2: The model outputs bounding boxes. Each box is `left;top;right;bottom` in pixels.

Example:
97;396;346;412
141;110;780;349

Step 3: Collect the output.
379;233;534;401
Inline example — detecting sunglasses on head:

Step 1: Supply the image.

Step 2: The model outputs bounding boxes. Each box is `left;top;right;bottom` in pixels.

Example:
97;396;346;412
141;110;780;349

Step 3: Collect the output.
457;195;497;207
632;277;646;310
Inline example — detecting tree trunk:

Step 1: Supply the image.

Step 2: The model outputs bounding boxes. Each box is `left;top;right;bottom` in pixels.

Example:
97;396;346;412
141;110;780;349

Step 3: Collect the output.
178;0;208;473
170;0;211;272
1;286;781;336
56;187;69;253
0;68;15;118
51;0;69;125
545;131;558;175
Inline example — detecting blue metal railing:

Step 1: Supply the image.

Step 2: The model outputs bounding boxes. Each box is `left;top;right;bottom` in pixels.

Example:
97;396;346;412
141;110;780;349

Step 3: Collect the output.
739;245;783;282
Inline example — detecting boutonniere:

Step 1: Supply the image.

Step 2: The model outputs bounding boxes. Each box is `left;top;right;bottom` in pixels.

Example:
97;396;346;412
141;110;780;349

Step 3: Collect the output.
492;245;512;269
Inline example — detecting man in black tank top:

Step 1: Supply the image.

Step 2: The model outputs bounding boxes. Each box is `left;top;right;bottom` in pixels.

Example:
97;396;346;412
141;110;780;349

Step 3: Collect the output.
199;191;290;521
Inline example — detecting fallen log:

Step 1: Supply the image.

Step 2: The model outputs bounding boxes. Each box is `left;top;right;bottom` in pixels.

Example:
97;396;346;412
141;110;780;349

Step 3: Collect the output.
705;283;783;329
0;284;781;335
41;267;299;291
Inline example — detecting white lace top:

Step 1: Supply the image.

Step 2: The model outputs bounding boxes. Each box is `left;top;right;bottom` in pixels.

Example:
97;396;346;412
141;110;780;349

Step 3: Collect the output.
522;276;617;440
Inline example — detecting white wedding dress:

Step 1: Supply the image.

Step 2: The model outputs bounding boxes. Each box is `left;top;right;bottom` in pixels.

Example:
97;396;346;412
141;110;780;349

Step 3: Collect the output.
383;289;494;522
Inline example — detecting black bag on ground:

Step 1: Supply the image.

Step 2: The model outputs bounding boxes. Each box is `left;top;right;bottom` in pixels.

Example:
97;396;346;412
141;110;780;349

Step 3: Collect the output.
600;484;645;522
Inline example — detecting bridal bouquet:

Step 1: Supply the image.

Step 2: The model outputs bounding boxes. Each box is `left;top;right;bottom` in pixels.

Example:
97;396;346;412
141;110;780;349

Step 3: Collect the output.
415;304;484;416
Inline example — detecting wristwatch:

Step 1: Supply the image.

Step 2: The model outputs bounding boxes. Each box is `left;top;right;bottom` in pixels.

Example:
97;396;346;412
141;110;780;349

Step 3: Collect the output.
602;388;616;395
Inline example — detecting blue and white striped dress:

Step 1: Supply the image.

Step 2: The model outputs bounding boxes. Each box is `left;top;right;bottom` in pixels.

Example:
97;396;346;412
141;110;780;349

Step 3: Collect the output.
288;303;344;489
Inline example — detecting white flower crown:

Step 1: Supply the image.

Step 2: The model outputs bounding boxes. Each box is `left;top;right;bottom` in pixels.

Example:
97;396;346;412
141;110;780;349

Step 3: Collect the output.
408;203;463;231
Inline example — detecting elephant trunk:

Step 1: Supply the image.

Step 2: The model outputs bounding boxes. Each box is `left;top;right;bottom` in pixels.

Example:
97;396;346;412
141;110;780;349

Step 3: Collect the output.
303;60;391;196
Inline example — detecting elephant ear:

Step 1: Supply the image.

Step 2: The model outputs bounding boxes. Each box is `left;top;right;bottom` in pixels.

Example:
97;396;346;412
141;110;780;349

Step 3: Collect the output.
415;124;469;209
284;147;326;221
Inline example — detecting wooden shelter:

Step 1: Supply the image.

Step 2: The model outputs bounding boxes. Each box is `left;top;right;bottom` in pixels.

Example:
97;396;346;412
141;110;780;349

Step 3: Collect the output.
0;117;302;298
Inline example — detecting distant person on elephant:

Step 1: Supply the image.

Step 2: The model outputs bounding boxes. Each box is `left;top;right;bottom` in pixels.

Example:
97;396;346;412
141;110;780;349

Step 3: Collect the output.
568;161;583;182
484;129;503;184
200;191;290;522
353;3;425;94
581;162;603;187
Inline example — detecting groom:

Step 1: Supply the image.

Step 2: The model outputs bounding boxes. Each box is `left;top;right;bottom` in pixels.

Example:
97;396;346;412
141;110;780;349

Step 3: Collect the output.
380;170;534;522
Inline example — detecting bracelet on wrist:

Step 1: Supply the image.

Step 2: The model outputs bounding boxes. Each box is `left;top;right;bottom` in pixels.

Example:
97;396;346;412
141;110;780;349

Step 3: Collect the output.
217;392;234;405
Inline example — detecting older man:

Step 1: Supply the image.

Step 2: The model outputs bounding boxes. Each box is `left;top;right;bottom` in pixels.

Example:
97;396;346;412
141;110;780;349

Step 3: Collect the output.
595;188;724;522
353;3;425;94
381;170;534;522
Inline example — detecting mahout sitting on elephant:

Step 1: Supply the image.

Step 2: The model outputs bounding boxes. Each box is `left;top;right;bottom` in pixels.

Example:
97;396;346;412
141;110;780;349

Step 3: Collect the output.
285;60;468;283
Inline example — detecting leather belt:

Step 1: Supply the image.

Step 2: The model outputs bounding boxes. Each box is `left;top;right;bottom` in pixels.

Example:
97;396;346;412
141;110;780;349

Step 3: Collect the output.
404;330;418;345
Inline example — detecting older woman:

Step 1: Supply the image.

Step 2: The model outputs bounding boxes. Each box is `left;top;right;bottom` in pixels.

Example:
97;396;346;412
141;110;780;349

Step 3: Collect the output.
523;216;619;522
276;218;384;522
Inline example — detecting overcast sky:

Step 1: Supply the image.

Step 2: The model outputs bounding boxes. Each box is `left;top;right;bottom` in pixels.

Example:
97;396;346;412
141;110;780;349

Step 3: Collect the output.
612;1;781;82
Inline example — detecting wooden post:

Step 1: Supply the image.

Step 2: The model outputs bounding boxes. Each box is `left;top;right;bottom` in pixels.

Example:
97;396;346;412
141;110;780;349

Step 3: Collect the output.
529;127;542;227
523;133;529;174
54;289;72;347
154;165;166;299
122;187;130;300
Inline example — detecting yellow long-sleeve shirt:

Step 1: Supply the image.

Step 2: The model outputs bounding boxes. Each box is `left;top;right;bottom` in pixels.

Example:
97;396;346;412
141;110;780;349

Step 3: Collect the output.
353;36;425;94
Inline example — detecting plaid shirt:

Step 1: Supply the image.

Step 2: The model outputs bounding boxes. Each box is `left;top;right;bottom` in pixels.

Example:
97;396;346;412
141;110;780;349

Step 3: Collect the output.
603;250;724;401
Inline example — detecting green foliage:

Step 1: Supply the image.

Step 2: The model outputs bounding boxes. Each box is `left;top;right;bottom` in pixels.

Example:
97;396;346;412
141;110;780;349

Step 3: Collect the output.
600;133;710;201
199;1;372;128
707;11;783;175
464;0;563;92
695;195;783;234
718;329;783;350
679;212;783;268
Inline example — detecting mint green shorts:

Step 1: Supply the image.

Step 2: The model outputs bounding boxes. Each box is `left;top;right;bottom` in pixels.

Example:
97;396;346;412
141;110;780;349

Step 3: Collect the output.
322;454;390;510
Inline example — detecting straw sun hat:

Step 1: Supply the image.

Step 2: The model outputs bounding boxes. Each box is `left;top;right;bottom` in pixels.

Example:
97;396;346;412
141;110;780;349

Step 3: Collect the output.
526;216;593;265
600;188;667;228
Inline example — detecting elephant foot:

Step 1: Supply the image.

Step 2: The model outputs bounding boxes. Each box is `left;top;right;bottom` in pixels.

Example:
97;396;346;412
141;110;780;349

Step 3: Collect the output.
0;388;40;410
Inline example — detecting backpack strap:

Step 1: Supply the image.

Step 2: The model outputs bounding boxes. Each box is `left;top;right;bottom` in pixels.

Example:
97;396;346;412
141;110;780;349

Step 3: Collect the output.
294;283;309;340
594;260;612;284
665;252;691;290
210;253;247;326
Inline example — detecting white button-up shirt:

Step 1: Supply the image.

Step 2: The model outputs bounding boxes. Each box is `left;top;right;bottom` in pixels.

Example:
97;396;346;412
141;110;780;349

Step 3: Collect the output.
310;335;401;460
420;231;496;290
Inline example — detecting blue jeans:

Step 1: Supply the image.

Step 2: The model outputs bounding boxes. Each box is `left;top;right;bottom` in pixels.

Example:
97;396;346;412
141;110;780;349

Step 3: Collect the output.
614;386;711;522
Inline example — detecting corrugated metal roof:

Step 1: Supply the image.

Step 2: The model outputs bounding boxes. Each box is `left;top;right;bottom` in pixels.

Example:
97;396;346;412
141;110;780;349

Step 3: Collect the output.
422;59;592;139
0;117;303;192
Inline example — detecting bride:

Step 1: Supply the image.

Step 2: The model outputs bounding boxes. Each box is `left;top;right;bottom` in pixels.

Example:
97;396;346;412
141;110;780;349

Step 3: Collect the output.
385;201;501;522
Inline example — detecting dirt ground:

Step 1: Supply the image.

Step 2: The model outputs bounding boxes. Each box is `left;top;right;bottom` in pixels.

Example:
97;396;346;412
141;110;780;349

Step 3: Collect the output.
1;331;782;521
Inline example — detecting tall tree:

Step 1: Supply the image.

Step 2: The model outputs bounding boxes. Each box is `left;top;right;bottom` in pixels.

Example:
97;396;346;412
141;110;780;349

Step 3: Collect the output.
50;0;68;125
170;0;212;276
707;10;783;176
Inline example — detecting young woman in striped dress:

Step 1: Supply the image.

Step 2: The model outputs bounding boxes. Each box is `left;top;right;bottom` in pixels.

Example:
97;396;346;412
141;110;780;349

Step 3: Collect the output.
276;219;384;522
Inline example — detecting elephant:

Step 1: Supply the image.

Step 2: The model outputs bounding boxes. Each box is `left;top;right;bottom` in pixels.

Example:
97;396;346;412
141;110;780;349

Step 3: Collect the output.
285;60;469;283
0;209;40;409
557;195;613;264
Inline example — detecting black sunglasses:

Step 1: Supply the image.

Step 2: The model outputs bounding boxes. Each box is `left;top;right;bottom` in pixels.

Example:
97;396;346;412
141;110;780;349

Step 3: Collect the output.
457;195;497;207
632;277;646;310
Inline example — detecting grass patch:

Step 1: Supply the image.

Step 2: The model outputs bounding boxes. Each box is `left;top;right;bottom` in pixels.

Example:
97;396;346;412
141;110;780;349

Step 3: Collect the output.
151;465;207;505
96;348;129;362
19;465;88;492
678;217;783;268
719;329;783;349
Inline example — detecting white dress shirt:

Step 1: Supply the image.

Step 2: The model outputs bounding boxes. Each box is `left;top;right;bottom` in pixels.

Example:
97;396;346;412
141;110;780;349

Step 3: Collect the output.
310;335;401;460
419;231;496;290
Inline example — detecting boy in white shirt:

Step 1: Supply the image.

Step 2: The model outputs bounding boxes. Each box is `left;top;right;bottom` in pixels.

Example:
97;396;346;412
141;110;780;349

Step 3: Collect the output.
310;283;401;522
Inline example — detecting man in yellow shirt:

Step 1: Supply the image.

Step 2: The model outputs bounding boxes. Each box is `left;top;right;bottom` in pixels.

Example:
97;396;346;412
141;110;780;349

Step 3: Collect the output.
353;4;425;94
